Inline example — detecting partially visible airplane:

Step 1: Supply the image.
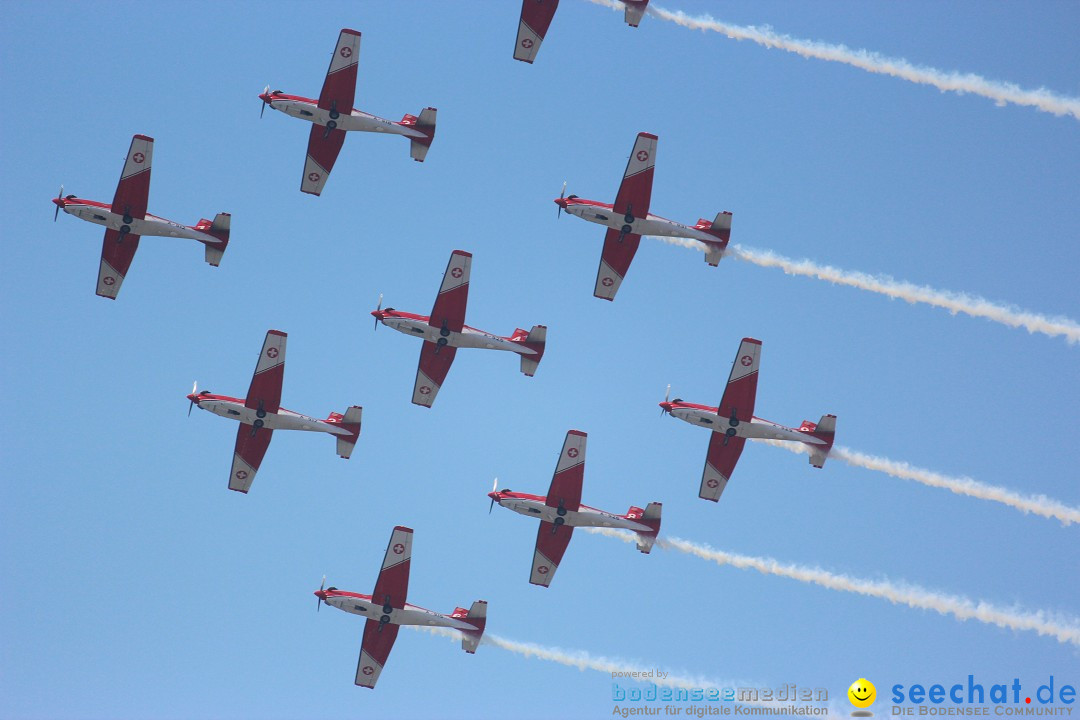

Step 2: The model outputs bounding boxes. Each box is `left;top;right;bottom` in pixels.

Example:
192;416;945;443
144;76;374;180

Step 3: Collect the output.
514;0;559;63
52;134;230;299
372;250;546;408
488;430;662;587
187;330;361;493
315;526;487;689
514;0;648;64
259;28;436;196
659;337;836;502
623;0;650;27
555;132;733;301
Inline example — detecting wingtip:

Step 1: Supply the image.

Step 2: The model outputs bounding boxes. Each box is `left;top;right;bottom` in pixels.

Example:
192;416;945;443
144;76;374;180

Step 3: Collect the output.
133;133;155;143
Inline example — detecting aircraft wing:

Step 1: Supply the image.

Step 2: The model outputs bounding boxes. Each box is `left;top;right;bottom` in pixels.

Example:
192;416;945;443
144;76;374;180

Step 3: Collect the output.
594;226;641;301
717;337;761;423
699;338;761;501
530;520;573;587
623;0;649;27
546;430;585;511
318;29;360;114
613;132;656;218
111;134;152;219
372;525;412;608
245;330;286;414
229;424;273;493
356;618;399;689
412;342;456;408
514;0;559;63
699;431;744;502
97;228;141;299
430;250;471;334
301;125;346;196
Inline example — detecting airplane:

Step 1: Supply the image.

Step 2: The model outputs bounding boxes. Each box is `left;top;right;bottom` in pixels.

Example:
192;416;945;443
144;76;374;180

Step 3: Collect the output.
514;0;647;63
371;250;546;408
186;329;361;493
555;132;733;301
52;134;230;299
258;28;437;196
314;526;487;689
488;430;662;587
659;337;836;502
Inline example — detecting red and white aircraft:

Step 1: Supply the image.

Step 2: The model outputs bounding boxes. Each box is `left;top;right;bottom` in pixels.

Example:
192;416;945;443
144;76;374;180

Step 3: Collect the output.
186;330;361;493
514;0;647;63
555;132;733;300
659;338;836;502
258;28;437;196
314;526;487;689
488;430;662;587
52;134;230;299
371;250;546;408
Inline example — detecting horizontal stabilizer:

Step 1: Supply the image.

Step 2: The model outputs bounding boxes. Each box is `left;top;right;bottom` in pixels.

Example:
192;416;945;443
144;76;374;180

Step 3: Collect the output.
518;324;547;376
634;502;662;553
803;414;836;468
334;405;363;459
460;600;487;654
409;107;437;162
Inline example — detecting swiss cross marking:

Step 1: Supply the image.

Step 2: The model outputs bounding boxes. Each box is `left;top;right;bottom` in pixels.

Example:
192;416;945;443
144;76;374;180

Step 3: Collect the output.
308;172;320;183
537;565;549;574
521;38;534;49
266;347;279;359
340;46;353;59
636;150;649;162
418;386;431;395
450;267;463;279
740;355;752;367
601;277;614;287
103;276;116;286
362;665;374;676
236;470;249;480
707;478;719;488
567;447;579;458
393;543;405;555
132;152;145;164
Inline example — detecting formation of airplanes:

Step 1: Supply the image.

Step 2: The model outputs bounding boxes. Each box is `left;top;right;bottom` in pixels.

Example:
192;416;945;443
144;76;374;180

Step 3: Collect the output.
54;11;840;689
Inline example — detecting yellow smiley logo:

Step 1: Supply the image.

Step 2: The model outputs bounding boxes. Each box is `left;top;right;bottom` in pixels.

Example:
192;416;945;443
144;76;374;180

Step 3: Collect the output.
848;678;876;709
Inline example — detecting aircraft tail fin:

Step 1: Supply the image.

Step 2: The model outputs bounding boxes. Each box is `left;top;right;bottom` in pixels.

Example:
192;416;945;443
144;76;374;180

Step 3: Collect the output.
453;600;487;654
511;325;547;377
327;405;362;459
627;502;662;553
798;414;836;468
402;107;437;162
699;211;731;267
197;212;231;266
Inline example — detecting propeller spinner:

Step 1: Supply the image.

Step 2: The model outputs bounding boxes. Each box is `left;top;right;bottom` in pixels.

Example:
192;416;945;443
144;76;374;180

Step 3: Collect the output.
188;381;198;417
53;185;64;222
260;84;270;119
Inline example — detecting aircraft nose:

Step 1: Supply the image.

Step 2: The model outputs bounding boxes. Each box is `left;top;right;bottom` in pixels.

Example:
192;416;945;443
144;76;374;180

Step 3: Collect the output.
553;197;568;209
52;197;64;207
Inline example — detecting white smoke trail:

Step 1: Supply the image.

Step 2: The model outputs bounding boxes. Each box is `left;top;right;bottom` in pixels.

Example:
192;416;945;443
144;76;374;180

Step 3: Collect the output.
589;527;1080;646
756;439;1080;526
586;0;1080;121
410;625;847;717
648;235;1080;344
412;625;718;689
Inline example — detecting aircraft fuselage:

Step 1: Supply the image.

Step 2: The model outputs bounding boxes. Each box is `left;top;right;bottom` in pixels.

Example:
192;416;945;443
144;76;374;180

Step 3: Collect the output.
58;198;223;245
564;198;720;246
263;92;425;139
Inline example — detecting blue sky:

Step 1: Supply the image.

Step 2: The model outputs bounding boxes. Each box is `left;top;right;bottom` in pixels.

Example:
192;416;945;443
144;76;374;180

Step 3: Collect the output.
2;2;1078;718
